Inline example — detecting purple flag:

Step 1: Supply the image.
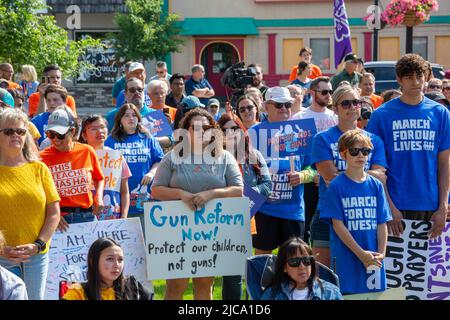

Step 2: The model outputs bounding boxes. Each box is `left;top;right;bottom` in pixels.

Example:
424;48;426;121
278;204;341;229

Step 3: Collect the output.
333;0;353;68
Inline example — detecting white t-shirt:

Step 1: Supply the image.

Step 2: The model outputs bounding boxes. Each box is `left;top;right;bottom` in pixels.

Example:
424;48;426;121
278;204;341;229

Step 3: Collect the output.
292;287;309;300
292;107;338;133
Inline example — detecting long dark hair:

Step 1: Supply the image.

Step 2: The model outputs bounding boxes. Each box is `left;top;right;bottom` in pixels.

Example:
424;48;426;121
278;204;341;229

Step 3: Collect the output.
79;114;107;144
217;112;261;176
110;103;149;141
268;237;320;299
236;94;260;124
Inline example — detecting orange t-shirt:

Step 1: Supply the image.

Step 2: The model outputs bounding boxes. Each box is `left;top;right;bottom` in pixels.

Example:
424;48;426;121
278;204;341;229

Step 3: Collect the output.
40;143;104;212
28;92;77;118
7;81;20;90
370;93;383;109
152;104;177;122
289;64;322;82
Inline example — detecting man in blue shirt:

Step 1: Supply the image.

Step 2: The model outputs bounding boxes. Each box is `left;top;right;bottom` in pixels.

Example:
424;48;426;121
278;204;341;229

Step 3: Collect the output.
367;54;450;239
185;64;215;106
115;62;151;109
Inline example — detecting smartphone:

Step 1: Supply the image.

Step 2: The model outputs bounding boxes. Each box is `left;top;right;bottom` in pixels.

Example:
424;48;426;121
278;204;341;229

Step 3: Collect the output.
41;76;47;84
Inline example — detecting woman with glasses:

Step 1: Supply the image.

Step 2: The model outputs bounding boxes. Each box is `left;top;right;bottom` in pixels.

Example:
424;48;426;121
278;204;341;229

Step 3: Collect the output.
105;103;164;227
40;106;105;231
310;85;388;268
0;108;60;299
321;130;391;294
260;237;342;300
152;108;243;300
217;113;272;300
290;61;313;108
236;94;260;129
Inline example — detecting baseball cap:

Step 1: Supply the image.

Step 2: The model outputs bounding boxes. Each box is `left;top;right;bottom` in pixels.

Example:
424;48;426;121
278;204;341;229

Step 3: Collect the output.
181;95;205;109
0;88;14;107
128;62;145;73
46;108;76;135
207;98;220;108
265;87;295;103
344;53;358;62
425;92;449;106
0;78;9;88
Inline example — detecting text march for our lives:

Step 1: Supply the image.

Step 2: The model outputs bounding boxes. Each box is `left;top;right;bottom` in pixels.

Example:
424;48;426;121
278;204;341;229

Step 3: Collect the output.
384;220;450;300
45;218;149;300
144;198;252;280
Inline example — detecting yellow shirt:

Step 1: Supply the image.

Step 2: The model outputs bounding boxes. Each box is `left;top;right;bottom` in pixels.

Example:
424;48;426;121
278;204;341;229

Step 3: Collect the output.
0;161;60;252
63;283;116;300
28;122;41;140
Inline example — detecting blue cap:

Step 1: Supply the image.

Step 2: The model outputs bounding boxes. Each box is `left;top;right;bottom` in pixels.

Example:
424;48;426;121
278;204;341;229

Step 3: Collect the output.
0;88;14;108
181;95;205;109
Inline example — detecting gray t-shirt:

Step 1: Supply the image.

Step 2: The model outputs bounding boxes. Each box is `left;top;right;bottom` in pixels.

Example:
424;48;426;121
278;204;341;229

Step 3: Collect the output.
0;266;28;300
153;150;243;194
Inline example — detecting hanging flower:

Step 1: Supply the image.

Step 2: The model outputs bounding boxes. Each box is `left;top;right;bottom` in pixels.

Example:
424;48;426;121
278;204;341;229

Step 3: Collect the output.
381;0;439;27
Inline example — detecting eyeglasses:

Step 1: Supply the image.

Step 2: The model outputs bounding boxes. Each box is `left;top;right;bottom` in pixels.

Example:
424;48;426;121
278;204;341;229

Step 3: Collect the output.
339;99;362;109
0;128;27;136
46;130;68;140
128;87;144;94
315;89;333;96
222;126;240;133
190;124;215;131
443;87;450;91
156;71;165;75
238;105;255;113
428;84;442;90
287;256;314;268
208;105;219;109
347;147;372;156
269;102;293;109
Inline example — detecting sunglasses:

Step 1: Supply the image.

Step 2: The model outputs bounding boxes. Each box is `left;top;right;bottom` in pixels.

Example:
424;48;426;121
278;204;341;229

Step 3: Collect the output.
287;256;314;268
190;124;215;131
347;147;372;156
0;128;27;136
428;85;442;90
128;87;144;94
269;102;293;109
46;130;68;140
315;89;333;96
443;87;450;91
222;126;240;133
238;105;255;113
340;99;362;109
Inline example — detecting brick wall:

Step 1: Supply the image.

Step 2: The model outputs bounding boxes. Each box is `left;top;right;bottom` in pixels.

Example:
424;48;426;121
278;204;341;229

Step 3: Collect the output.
66;85;114;109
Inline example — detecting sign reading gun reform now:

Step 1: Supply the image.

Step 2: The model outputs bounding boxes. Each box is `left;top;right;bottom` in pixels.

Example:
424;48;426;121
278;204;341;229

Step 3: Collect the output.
144;198;252;280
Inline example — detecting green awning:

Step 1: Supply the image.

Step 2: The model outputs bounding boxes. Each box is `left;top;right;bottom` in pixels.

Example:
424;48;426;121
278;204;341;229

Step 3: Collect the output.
180;18;259;36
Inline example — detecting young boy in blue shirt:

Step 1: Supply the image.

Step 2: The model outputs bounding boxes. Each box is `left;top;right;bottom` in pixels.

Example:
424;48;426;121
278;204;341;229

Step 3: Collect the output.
321;129;392;294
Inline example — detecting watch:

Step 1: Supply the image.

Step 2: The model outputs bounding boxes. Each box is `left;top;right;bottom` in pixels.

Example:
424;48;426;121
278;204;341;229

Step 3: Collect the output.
34;239;46;253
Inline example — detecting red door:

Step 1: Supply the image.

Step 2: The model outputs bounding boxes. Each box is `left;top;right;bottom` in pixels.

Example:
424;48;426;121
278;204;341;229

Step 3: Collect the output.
201;43;239;98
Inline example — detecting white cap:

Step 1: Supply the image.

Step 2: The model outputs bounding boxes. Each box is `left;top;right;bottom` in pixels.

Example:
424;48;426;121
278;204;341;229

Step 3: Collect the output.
265;87;295;103
46;109;76;135
128;62;145;73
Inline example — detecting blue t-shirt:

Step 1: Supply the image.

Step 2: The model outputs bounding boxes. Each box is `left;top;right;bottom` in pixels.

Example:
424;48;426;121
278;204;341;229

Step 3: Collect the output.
185;77;213;105
311;126;387;211
105;132;164;215
251;122;311;221
321;173;392;294
31;112;50;145
366;97;450;211
115;89;152;109
290;79;312;108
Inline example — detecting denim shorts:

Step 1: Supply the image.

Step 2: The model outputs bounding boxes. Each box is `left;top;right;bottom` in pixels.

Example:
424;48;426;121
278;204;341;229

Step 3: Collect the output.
63;211;96;224
310;211;330;248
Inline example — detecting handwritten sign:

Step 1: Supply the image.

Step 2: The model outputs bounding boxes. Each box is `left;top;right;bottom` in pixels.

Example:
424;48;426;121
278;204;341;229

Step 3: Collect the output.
142;110;173;138
144;198;252;280
249;119;317;158
385;220;450;300
243;185;266;217
45;218;150;300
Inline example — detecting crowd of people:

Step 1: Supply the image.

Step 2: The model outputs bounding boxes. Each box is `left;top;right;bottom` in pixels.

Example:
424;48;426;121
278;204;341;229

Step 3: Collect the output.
0;50;449;301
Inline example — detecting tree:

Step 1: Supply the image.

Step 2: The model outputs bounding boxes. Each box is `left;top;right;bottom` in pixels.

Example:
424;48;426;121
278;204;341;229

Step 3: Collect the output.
109;0;184;64
0;0;103;78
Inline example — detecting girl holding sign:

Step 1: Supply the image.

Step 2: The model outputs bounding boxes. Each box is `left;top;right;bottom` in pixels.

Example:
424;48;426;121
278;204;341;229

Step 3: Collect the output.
80;114;131;219
152;108;243;300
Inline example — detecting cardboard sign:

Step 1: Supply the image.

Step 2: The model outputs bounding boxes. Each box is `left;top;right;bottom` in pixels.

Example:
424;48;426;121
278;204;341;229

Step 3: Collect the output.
45;218;150;300
385;220;450;300
142;110;173;138
144;198;252;280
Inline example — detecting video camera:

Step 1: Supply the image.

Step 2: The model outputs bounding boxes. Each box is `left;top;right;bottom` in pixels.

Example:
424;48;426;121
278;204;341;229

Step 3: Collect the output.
220;62;256;91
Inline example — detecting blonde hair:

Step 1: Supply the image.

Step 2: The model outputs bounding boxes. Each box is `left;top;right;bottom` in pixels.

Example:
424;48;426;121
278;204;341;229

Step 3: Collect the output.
21;65;38;82
0;108;40;162
338;129;373;152
0;230;5;253
331;85;360;110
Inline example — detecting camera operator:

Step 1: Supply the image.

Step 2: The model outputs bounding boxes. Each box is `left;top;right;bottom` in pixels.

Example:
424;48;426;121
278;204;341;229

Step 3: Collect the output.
248;64;268;98
357;96;373;129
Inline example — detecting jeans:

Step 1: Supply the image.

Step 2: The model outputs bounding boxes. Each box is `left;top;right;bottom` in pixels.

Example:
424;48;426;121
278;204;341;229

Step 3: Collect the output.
63;211;96;224
0;252;49;300
222;275;242;300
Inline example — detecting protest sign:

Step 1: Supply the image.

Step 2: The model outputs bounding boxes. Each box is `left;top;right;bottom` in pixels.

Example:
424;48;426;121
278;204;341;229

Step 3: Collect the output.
344;287;406;300
96;149;123;219
385;220;450;300
243;185;266;217
144;198;252;280
142;110;173;138
248;119;317;158
45;218;150;300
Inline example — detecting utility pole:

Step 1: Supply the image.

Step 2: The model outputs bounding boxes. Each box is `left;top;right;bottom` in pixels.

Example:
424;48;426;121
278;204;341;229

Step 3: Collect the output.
373;0;379;61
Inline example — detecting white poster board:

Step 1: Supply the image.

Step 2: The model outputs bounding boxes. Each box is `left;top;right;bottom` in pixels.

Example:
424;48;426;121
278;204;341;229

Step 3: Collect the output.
144;198;252;280
385;220;450;300
45;218;150;300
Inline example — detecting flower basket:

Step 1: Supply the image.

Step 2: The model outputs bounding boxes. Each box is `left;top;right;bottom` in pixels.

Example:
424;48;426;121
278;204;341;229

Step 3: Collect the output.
382;0;439;28
402;10;425;27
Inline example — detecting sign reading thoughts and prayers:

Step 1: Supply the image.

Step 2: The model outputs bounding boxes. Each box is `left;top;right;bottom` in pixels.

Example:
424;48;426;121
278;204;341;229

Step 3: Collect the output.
144;198;252;280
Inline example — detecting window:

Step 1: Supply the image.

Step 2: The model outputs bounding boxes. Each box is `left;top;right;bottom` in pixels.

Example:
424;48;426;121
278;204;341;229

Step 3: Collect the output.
310;38;330;71
435;36;450;70
413;37;428;60
282;39;304;72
